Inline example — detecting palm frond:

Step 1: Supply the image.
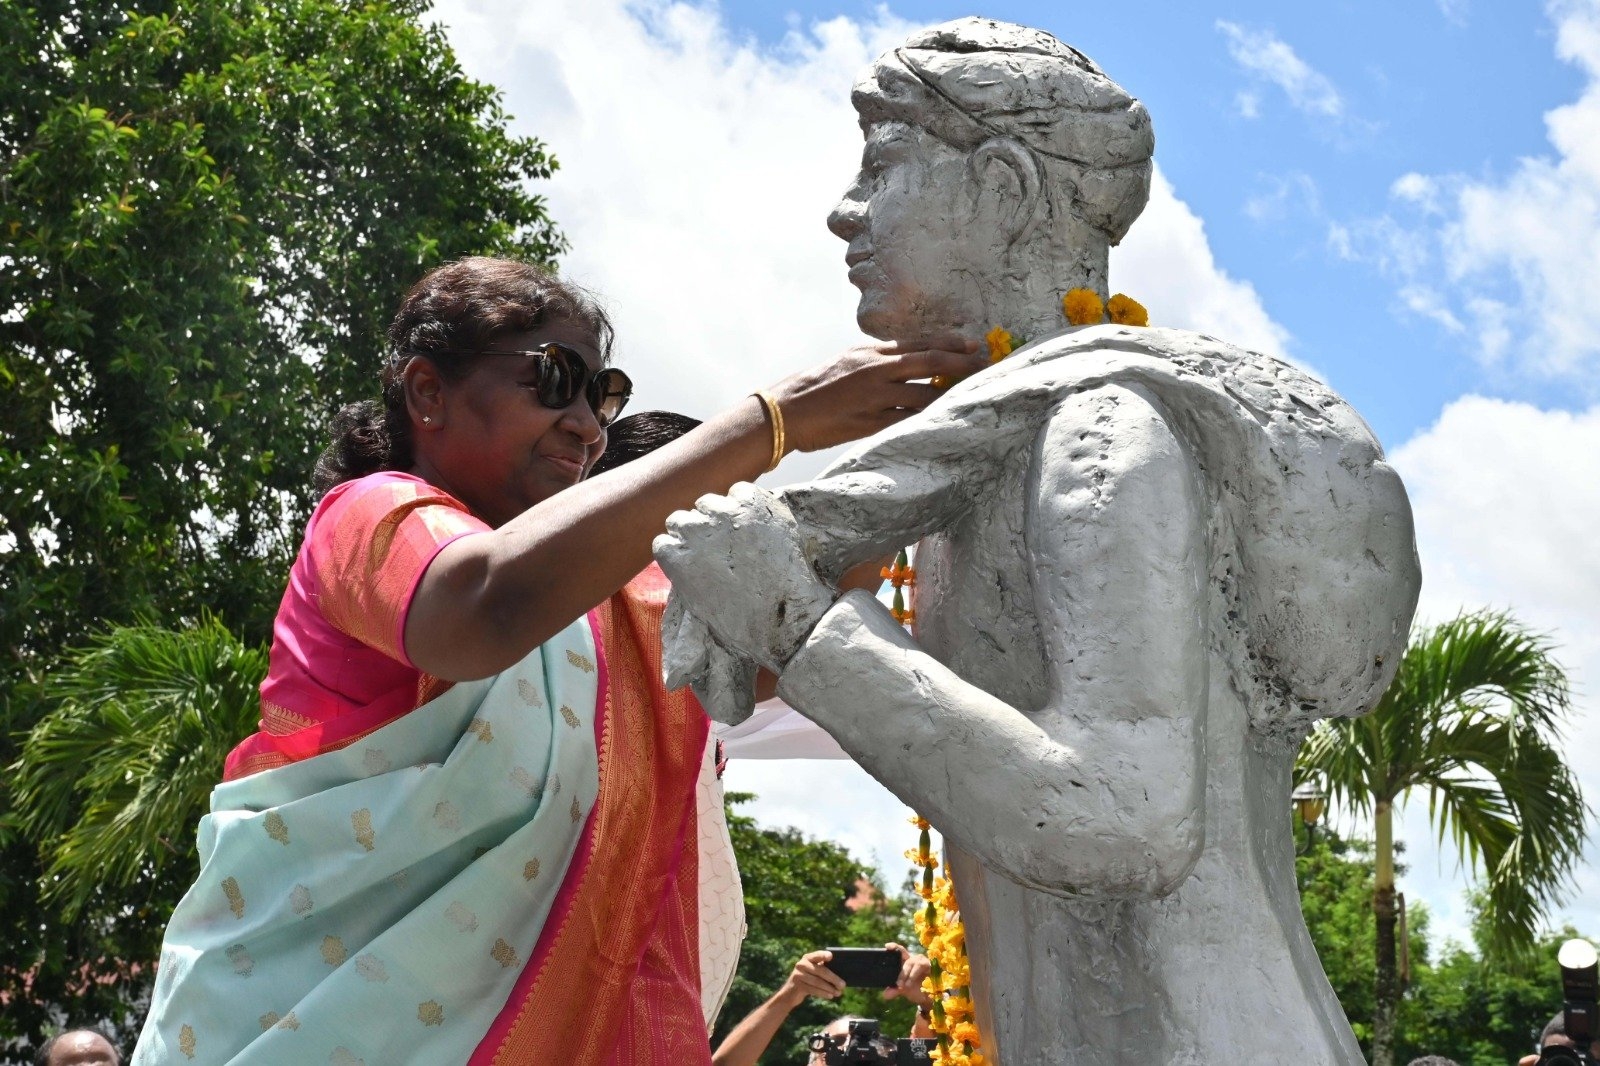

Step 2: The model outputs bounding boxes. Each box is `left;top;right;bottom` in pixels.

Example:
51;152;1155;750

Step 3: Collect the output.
1297;609;1588;961
6;616;267;919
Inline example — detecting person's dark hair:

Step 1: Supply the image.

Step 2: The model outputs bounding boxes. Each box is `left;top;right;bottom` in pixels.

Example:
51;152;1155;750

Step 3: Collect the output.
1404;1057;1461;1066
1541;1011;1569;1046
314;257;616;494
34;1027;122;1066
588;411;703;476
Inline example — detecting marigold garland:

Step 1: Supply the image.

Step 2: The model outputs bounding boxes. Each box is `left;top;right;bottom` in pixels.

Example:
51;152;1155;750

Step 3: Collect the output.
897;288;1148;1065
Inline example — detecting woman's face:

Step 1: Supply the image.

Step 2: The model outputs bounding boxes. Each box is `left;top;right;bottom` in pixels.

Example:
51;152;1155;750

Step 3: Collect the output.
414;317;609;527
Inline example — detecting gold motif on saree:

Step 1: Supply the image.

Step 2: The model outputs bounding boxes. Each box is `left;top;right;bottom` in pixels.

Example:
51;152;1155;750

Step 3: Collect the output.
508;766;541;797
330;1047;365;1066
320;935;347;966
264;811;290;846
522;858;541;881
361;749;392;776
491;938;520;969
466;717;494;743
290;884;314;916
277;1012;300;1031
226;943;254;977
351;809;375;851
559;704;580;729
570;796;581;823
516;678;543;706
355;953;389;982
550;774;561;797
566;649;596;673
222;877;246;919
259;1012;279;1030
432;800;461;831
177;1024;196;1059
444;901;478;933
418;1001;445;1027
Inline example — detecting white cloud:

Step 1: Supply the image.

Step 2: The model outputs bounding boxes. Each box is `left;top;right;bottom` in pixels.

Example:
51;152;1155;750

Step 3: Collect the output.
1216;21;1344;119
1386;397;1600;943
1340;1;1600;381
1391;172;1441;213
1397;284;1466;333
431;0;1293;860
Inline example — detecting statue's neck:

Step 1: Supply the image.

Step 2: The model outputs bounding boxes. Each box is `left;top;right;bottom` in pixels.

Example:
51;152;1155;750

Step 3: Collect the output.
973;239;1110;341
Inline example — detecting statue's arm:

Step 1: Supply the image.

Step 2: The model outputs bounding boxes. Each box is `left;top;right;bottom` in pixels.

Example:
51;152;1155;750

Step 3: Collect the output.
778;390;1044;583
776;384;1209;898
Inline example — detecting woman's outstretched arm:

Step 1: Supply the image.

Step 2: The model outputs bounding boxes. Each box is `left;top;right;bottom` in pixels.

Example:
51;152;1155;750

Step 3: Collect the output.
404;340;983;681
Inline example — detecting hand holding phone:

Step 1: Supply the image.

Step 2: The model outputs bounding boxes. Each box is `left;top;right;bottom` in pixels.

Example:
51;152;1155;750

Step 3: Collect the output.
821;946;904;988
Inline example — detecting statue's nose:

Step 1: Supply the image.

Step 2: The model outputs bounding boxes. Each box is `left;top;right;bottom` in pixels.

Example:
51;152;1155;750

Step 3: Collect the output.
827;195;865;241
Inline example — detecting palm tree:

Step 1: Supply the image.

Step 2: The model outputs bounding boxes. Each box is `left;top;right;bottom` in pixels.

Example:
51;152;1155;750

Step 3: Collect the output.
6;616;267;921
1297;610;1589;1066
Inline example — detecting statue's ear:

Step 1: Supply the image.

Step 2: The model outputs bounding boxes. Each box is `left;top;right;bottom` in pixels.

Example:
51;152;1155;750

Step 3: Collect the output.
968;137;1046;249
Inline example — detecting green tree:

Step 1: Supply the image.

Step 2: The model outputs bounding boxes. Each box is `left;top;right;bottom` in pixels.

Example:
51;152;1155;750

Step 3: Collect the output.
0;0;564;1051
3;618;267;1054
1297;823;1431;1056
718;793;918;1066
1297;611;1589;1066
1405;899;1593;1066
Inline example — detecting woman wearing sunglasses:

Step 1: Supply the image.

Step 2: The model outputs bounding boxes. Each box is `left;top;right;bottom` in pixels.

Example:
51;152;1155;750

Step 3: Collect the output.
130;257;984;1066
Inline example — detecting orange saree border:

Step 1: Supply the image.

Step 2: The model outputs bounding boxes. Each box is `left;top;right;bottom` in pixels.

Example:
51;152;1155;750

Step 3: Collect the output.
478;566;712;1065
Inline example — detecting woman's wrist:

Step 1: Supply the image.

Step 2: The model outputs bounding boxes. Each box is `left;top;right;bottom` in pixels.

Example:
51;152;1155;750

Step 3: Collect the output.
752;390;788;472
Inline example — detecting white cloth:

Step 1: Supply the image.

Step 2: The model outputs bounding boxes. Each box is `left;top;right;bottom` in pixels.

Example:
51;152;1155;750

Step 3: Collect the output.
713;699;847;760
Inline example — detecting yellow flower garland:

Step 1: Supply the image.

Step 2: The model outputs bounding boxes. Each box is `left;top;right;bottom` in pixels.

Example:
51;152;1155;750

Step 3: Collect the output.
895;288;1148;1066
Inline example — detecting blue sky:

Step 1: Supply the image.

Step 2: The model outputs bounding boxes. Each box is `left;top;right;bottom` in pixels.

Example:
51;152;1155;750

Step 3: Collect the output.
434;0;1600;949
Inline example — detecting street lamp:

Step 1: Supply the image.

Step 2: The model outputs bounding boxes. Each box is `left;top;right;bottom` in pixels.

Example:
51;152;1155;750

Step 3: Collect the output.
1292;778;1327;856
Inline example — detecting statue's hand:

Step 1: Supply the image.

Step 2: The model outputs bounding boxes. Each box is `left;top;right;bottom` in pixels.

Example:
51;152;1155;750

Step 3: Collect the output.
661;593;759;725
654;482;834;674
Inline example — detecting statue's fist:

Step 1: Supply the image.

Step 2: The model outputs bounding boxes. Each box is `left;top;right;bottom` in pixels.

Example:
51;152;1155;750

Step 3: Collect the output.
654;482;834;673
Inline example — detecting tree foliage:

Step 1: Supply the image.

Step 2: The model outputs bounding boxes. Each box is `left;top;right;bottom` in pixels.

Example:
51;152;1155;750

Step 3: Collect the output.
0;0;563;680
718;792;917;1066
0;0;564;1053
1297;824;1591;1066
1297;610;1588;1066
1;618;266;1058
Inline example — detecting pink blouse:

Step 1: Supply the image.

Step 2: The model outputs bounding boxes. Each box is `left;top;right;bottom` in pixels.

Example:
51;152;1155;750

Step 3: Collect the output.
224;472;489;780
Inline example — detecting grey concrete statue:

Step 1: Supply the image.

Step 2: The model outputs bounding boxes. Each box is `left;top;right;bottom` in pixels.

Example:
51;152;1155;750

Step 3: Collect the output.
656;18;1421;1065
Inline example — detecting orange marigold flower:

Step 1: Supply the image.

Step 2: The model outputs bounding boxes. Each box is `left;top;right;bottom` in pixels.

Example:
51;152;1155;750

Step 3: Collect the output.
984;325;1015;363
951;1021;981;1047
1107;292;1149;326
1061;287;1105;326
910;814;931;830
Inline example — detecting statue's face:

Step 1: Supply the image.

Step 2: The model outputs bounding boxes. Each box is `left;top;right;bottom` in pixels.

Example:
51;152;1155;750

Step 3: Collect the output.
828;121;988;339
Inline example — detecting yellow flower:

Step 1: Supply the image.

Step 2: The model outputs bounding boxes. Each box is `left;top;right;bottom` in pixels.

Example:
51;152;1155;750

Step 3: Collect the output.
951;1021;982;1047
1107;292;1149;326
1061;288;1105;326
984;325;1015;363
910;814;930;830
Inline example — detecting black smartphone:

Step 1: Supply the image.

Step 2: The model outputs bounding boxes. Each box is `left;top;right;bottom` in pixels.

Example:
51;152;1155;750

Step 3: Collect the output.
823;947;903;987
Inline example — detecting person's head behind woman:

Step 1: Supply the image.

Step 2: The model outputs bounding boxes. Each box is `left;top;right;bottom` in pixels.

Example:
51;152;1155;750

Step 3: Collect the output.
315;257;618;524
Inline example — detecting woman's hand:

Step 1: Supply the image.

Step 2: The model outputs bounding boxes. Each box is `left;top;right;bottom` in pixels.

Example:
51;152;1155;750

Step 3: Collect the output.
771;337;983;454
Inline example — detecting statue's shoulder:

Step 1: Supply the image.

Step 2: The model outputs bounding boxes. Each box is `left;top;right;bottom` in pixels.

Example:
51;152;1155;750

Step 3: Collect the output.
968;324;1382;456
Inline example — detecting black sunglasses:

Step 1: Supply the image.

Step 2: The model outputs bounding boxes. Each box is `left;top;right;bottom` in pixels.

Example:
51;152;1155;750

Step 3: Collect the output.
440;342;632;427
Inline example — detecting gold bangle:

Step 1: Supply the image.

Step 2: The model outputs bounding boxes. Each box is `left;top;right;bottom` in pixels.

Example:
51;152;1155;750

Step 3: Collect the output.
754;390;786;473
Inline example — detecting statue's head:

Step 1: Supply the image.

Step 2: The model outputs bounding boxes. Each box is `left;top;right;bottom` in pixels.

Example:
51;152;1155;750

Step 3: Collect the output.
828;19;1154;340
